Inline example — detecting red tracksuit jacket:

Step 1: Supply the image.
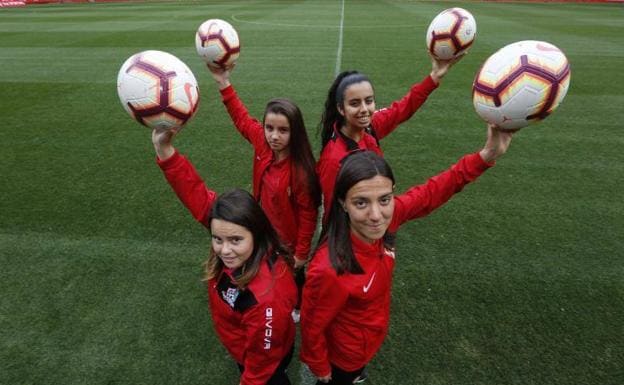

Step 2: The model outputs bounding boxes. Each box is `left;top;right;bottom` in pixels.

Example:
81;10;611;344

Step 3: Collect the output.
301;152;493;376
220;85;318;258
316;75;438;219
157;152;297;385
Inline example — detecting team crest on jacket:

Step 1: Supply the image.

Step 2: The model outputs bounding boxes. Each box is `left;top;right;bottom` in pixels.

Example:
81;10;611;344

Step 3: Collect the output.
222;287;240;307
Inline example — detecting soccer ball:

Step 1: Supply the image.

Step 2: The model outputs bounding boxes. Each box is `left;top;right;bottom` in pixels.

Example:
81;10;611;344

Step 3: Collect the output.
472;40;571;130
117;50;200;130
426;8;476;60
195;19;240;69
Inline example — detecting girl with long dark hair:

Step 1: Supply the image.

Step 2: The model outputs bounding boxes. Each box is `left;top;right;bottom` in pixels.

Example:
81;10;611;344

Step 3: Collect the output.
208;66;321;270
301;124;514;384
317;54;464;220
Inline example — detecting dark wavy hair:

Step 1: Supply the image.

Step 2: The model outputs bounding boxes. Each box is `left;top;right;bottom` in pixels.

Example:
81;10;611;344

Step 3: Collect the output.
319;70;373;150
205;189;292;287
264;98;321;207
319;151;395;275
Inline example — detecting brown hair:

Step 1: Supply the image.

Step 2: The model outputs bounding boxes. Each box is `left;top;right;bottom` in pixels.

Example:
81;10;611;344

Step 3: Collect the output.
204;189;292;288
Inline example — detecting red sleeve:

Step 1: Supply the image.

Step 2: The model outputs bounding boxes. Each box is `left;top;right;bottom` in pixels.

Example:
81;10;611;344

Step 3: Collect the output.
220;85;266;150
292;171;319;258
300;258;349;377
371;75;438;140
240;300;292;385
392;152;494;228
157;151;217;228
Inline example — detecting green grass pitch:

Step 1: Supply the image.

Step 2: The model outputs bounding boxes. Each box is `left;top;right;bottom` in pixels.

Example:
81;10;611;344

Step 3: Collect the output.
1;1;623;384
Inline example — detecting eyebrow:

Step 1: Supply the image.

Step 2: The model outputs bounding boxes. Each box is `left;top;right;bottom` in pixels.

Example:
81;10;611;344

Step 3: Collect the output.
350;191;393;200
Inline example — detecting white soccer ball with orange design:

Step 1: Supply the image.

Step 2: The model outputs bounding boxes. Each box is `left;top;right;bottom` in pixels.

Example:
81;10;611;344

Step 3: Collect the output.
426;8;476;60
472;40;571;131
117;50;200;131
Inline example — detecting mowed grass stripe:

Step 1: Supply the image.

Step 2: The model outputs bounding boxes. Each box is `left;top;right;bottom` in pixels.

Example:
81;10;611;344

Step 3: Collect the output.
0;231;234;385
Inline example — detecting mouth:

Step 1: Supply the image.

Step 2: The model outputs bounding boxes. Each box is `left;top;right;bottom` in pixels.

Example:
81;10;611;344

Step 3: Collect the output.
367;223;386;232
220;256;238;265
357;116;370;125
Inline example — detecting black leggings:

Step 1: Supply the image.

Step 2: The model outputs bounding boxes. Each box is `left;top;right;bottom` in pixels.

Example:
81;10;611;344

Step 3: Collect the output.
238;345;294;385
315;363;365;385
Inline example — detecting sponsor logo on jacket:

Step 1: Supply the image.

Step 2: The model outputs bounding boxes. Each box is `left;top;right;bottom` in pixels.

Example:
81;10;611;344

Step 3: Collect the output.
264;307;273;350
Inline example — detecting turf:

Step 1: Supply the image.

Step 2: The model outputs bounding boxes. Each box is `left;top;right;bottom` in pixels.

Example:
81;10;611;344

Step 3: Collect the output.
1;1;623;384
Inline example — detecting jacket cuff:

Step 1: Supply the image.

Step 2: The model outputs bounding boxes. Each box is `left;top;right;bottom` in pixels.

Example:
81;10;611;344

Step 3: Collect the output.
472;151;496;169
156;149;181;170
422;74;439;93
220;84;236;103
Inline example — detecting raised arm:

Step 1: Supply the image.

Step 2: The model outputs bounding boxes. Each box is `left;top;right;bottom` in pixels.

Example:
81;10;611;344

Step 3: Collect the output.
208;65;266;147
371;52;465;139
392;123;513;227
152;128;217;227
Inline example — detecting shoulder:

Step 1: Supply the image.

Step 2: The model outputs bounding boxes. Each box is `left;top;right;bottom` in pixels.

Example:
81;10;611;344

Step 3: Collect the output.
247;258;296;303
307;244;335;277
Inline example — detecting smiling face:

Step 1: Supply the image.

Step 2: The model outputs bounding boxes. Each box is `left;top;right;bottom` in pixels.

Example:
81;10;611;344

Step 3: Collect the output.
342;175;394;244
338;81;376;133
210;218;254;269
263;112;291;159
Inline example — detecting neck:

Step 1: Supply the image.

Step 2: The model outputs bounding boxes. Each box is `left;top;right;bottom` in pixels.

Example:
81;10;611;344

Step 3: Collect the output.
351;228;376;245
340;125;363;142
273;149;289;162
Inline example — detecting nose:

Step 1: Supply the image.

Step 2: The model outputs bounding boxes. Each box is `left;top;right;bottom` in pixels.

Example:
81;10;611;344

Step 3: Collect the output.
221;242;232;255
369;203;382;222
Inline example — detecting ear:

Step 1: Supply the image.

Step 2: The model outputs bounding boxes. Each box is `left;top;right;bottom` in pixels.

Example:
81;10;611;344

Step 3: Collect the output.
337;103;345;117
338;199;347;212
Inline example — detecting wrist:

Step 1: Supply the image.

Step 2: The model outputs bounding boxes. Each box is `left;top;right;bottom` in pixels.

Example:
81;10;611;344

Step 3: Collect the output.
429;71;441;85
217;79;231;90
479;148;496;164
155;144;175;161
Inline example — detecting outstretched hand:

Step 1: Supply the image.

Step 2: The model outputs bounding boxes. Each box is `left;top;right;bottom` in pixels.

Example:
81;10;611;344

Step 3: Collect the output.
151;128;179;161
479;123;515;163
207;64;233;90
429;52;466;84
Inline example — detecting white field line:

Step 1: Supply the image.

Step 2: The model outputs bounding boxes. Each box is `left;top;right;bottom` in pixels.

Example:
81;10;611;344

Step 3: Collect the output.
334;0;345;77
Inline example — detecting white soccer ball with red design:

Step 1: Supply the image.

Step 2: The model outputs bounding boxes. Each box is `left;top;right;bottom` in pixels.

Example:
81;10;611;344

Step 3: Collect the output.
195;19;240;69
117;50;200;130
472;40;571;130
426;8;476;60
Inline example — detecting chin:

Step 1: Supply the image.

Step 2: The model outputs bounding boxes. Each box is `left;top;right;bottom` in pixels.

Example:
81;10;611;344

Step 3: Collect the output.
221;259;240;269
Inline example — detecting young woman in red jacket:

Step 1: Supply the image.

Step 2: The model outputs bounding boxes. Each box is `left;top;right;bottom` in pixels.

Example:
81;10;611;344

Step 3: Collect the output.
316;54;463;221
152;128;298;385
301;124;514;384
208;66;321;271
